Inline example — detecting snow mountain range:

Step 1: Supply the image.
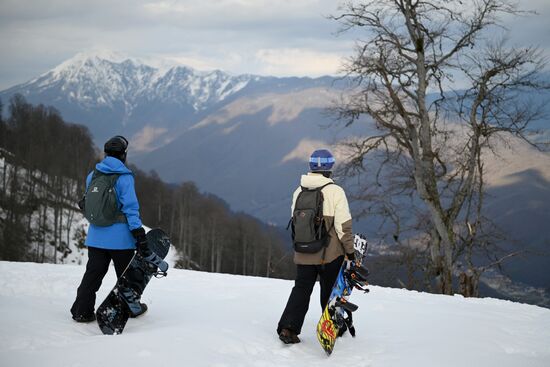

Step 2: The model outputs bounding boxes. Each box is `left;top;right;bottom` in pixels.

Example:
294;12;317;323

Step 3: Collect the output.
0;51;338;151
30;51;252;110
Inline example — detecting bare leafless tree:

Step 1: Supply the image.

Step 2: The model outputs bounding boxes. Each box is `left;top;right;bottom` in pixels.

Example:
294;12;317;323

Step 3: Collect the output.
331;0;548;294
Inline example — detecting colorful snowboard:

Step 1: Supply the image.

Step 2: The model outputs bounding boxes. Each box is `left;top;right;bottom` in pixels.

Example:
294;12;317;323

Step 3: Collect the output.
317;233;369;355
96;228;171;335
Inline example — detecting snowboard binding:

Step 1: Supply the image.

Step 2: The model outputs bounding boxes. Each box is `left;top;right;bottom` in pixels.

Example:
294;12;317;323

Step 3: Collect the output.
141;252;169;278
119;287;144;316
345;264;370;293
335;297;359;313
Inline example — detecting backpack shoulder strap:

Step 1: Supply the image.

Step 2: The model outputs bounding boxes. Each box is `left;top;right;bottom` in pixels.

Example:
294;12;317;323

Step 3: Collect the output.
300;182;334;192
319;182;334;190
107;172;121;185
106;173;125;223
90;169;100;180
91;170;121;187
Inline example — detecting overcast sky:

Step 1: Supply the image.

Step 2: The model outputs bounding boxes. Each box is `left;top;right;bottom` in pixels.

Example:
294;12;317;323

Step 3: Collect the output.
1;0;549;90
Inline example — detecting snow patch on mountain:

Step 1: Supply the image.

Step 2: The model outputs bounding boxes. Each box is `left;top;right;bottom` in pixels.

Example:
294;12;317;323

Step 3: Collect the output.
281;138;329;164
482;136;550;187
191;87;339;130
131;125;171;153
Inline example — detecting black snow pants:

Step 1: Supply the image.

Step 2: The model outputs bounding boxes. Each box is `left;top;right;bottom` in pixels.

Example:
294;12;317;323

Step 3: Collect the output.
277;255;344;335
70;246;134;317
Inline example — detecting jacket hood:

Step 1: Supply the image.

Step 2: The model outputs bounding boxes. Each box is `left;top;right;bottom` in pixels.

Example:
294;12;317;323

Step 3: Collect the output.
95;156;132;175
300;172;334;189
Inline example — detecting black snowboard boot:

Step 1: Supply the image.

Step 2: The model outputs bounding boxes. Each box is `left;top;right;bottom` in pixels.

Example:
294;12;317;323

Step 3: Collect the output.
72;313;96;323
279;328;300;344
129;303;148;318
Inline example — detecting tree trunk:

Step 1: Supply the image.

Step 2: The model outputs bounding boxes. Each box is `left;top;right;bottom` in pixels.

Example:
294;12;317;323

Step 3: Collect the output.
266;236;272;278
241;235;247;276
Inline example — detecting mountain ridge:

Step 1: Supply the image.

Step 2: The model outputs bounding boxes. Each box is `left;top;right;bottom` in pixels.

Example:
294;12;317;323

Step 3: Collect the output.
0;50;341;150
3;51;257;113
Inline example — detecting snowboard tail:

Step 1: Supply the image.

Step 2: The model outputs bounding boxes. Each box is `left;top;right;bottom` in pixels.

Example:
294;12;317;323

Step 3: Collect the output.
97;290;129;335
317;306;338;354
96;228;171;335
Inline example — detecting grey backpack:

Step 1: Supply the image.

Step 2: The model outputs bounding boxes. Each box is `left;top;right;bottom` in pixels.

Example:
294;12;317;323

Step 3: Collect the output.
290;183;333;253
82;170;127;227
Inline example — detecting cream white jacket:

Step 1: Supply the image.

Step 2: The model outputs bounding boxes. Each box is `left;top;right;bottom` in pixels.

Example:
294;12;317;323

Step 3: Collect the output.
291;173;354;265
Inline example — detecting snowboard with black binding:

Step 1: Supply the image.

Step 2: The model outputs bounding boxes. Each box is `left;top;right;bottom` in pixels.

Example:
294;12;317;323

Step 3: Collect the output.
96;228;170;335
316;233;369;355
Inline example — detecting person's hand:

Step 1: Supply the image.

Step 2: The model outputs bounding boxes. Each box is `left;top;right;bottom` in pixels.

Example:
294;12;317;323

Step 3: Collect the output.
131;227;151;256
344;252;357;271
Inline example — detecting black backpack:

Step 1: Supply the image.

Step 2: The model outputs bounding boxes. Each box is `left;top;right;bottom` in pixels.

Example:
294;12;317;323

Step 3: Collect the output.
81;170;127;227
290;183;333;253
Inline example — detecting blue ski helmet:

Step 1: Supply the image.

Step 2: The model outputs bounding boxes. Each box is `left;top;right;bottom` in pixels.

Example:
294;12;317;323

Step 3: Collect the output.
309;149;335;171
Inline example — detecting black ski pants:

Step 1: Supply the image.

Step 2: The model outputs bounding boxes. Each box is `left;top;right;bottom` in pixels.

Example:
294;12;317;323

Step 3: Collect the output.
277;255;344;335
70;246;134;317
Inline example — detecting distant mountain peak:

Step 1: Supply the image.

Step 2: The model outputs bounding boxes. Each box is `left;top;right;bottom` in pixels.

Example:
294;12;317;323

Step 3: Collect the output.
8;50;254;112
56;49;136;66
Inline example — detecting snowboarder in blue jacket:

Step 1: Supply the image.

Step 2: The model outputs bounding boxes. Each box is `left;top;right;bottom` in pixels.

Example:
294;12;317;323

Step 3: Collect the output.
70;136;149;323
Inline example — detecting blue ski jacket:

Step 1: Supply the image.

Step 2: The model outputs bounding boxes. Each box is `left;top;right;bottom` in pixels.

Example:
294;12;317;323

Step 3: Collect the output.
84;156;142;250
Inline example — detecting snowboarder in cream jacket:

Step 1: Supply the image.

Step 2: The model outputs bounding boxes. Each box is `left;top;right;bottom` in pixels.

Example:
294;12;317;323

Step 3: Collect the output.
277;149;356;344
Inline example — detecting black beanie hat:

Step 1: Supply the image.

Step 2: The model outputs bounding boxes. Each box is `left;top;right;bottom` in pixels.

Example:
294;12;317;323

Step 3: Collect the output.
104;135;128;163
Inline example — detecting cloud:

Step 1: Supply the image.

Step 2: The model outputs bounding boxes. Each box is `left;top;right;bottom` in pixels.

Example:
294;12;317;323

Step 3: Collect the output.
146;52;246;74
255;48;343;77
0;0;348;89
0;0;548;90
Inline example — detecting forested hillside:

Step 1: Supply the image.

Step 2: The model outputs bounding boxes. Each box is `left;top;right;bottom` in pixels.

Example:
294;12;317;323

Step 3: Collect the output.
0;95;293;278
0;95;94;263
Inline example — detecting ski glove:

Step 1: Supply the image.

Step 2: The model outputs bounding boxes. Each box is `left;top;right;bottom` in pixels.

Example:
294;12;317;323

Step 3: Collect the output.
131;227;150;256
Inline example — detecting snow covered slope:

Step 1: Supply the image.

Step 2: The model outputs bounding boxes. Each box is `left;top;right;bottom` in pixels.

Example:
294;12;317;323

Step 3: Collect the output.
1;261;549;367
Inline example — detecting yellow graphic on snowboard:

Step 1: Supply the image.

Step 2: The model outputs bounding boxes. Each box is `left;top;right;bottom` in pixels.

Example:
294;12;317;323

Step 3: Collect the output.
316;306;338;355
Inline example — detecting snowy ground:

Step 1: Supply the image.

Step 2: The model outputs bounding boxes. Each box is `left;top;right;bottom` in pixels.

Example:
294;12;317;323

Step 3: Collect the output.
1;261;549;367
